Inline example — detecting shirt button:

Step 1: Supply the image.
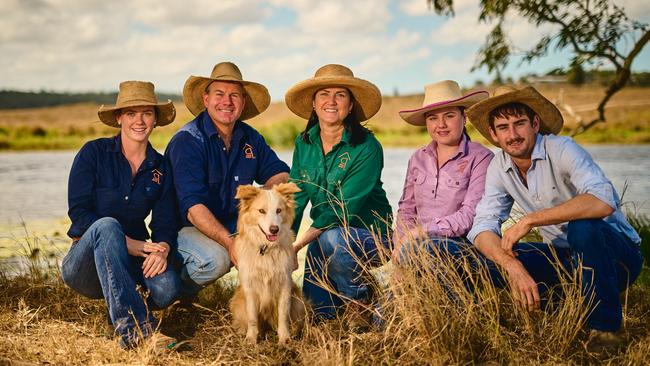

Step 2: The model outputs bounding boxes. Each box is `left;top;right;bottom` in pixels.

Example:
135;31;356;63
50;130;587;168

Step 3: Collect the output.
124;196;129;201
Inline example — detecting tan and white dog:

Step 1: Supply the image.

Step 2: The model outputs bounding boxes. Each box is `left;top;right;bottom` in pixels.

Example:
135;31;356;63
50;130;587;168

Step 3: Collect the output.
229;182;306;345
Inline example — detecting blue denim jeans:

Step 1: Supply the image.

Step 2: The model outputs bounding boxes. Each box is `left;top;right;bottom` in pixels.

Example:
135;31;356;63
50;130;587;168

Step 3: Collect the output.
61;217;181;347
303;227;389;320
419;219;643;332
175;226;231;295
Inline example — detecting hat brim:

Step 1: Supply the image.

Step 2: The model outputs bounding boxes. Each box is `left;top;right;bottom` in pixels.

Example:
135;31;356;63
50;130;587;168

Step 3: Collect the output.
466;86;563;147
98;100;176;128
182;76;270;120
398;91;489;126
284;76;382;121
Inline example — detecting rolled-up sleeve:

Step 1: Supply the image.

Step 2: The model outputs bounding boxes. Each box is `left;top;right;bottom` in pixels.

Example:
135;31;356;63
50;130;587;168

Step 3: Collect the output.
434;149;494;237
67;142;101;238
558;138;618;210
165;132;210;218
467;161;513;244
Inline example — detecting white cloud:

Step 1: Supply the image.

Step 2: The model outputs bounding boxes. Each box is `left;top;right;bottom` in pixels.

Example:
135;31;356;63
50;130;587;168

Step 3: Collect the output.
429;54;476;84
399;0;430;16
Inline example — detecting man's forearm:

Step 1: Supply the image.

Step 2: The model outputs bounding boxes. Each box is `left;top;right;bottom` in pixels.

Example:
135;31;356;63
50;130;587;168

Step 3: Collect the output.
263;172;289;188
474;231;520;269
187;204;234;251
523;193;614;229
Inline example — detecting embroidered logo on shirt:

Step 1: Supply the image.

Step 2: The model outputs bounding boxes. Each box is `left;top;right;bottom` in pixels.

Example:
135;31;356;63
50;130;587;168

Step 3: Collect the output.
338;152;350;170
244;143;255;159
151;169;162;185
457;161;468;174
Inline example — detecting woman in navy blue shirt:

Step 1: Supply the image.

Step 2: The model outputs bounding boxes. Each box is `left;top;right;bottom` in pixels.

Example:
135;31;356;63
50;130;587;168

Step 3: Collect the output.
61;81;181;349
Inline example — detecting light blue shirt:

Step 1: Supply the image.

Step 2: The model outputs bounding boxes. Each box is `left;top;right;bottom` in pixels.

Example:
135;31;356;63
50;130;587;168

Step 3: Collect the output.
468;134;641;248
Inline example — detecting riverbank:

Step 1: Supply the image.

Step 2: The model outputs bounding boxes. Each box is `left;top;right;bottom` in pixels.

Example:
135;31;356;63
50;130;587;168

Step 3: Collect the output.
0;84;649;150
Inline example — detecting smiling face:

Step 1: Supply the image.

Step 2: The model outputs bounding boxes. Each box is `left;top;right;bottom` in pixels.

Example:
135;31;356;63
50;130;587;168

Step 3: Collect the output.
489;113;540;159
203;81;246;127
424;106;465;147
312;87;354;126
117;105;156;144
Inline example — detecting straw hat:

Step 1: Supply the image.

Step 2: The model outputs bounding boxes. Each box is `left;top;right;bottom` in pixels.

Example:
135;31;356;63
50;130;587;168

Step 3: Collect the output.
466;85;564;146
399;80;488;126
183;61;270;120
98;81;175;128
284;64;381;121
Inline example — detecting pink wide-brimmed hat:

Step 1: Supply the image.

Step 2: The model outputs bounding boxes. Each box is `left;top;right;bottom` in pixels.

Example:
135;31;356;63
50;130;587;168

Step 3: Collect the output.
399;80;488;126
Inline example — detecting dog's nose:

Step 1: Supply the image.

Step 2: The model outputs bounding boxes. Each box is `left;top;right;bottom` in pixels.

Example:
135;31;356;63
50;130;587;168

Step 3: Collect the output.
269;225;279;234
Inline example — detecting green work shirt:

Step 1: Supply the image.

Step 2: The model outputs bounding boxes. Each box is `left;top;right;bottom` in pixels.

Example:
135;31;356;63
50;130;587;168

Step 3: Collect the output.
290;124;393;237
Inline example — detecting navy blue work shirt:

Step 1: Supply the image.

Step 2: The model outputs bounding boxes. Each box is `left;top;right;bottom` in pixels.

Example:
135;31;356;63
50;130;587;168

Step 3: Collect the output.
164;111;290;233
67;135;179;250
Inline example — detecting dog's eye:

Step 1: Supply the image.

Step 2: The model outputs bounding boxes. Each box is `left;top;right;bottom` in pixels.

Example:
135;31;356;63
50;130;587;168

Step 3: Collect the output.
259;209;266;214
276;208;282;214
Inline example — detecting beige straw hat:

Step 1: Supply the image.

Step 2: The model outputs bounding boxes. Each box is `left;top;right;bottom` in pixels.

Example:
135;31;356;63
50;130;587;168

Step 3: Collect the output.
466;85;564;146
183;61;270;120
399;80;488;126
284;64;382;121
98;81;175;128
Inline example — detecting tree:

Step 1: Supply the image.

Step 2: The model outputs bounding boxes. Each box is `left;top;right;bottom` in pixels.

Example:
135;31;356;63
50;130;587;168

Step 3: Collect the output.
427;0;650;135
567;62;586;86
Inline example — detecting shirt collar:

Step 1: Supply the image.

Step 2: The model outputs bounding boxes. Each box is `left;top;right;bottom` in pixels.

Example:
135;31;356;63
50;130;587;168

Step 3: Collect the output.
502;133;544;172
107;134;160;167
306;123;351;145
199;110;246;144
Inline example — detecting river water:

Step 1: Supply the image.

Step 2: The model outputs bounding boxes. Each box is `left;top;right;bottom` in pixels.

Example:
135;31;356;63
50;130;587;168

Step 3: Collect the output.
0;145;649;228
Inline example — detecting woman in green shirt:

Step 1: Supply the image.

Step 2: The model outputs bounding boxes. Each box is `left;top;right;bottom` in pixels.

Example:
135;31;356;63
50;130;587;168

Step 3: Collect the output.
285;64;393;323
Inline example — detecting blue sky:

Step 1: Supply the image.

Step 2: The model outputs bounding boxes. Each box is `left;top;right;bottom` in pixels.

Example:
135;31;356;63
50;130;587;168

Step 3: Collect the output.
1;0;648;102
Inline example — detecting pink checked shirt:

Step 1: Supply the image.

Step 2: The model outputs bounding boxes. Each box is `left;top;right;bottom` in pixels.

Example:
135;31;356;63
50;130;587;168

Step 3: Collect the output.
395;135;493;238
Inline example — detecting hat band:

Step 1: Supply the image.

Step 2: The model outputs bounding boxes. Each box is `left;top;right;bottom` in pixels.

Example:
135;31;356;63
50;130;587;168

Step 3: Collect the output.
118;98;158;105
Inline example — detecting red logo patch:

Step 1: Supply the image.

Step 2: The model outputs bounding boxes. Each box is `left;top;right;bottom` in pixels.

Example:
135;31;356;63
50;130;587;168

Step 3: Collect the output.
244;143;255;159
151;169;162;185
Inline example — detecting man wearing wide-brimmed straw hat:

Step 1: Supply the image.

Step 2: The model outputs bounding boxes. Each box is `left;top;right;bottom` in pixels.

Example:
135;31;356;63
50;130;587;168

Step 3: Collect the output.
63;81;180;350
465;85;642;350
165;62;290;295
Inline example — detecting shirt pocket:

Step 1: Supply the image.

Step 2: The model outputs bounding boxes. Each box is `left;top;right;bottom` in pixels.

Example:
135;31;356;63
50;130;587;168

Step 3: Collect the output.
443;175;471;210
411;168;434;201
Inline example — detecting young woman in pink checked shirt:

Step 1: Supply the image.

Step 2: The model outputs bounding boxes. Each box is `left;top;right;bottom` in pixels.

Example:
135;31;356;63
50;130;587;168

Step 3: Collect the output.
392;80;493;264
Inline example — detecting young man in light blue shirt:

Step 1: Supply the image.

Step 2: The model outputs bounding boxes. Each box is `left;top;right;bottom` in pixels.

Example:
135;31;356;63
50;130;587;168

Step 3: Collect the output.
466;86;642;348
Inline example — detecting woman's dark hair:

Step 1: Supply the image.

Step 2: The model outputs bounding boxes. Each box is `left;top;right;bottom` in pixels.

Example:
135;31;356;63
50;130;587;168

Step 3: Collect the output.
300;90;368;147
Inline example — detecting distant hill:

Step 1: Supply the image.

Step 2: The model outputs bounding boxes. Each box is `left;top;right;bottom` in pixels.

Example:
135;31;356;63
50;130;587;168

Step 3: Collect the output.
0;90;182;110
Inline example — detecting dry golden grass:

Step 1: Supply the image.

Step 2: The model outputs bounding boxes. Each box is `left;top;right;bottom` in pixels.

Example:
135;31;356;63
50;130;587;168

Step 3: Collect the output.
1;229;649;365
0;84;648;150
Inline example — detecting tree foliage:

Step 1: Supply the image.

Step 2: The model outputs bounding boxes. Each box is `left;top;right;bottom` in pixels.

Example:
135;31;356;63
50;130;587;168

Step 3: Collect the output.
427;0;650;135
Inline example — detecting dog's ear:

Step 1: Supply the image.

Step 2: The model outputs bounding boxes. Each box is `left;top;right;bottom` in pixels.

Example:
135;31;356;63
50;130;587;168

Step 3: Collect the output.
235;185;260;210
273;182;301;201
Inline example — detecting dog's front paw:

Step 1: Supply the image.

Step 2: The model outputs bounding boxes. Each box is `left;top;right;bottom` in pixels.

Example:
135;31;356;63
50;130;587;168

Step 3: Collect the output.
245;330;258;345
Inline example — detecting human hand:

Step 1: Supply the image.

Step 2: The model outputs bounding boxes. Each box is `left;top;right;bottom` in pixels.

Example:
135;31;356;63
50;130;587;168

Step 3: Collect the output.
142;251;168;278
505;258;540;311
229;239;238;268
292;250;299;271
501;218;532;257
125;236;167;257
